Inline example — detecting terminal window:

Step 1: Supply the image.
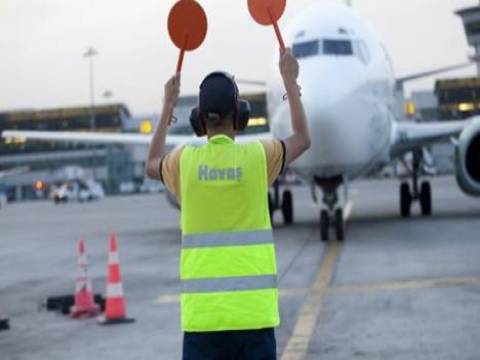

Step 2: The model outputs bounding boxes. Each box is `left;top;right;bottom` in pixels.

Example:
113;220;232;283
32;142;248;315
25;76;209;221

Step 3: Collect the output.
466;21;480;36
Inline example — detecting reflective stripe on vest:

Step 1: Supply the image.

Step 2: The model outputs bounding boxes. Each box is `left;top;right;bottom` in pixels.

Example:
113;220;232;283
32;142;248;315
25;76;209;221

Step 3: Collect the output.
182;230;273;249
182;274;277;293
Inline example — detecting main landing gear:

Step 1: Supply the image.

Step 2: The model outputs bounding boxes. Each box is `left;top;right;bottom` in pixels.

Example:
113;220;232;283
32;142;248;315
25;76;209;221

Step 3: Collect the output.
316;176;345;242
400;151;432;217
269;180;294;225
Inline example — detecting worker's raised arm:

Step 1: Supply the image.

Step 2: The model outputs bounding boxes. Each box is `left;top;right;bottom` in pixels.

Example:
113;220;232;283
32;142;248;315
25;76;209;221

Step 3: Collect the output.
145;74;181;180
279;49;311;166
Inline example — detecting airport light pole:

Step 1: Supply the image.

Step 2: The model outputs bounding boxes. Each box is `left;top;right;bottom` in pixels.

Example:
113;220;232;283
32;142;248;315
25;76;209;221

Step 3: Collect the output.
84;47;98;131
84;47;98;180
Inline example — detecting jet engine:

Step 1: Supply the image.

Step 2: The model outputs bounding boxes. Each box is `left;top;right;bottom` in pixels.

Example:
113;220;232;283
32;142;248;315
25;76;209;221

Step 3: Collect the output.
455;117;480;196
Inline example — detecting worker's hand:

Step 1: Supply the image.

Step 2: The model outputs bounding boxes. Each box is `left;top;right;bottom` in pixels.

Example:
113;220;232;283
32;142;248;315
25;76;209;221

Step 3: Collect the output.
164;74;181;109
279;48;299;85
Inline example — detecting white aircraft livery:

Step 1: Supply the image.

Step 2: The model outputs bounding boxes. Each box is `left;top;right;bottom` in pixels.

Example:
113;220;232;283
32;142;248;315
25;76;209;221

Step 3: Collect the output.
2;2;480;240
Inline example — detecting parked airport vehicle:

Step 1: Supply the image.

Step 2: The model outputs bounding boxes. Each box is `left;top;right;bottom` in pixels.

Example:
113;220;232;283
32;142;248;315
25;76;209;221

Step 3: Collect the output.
3;3;480;240
119;181;137;194
52;179;105;203
140;179;165;193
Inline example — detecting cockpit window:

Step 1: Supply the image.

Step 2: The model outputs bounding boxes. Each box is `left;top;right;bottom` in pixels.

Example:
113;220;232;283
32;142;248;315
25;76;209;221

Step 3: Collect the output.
323;39;353;55
292;40;319;59
292;38;370;65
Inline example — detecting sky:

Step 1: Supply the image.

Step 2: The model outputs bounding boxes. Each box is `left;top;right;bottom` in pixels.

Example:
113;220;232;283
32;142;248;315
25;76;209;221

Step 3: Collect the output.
0;0;478;114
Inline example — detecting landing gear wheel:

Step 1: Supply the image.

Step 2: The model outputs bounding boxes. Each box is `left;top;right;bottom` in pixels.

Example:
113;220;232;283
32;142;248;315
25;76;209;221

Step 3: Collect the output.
420;181;432;216
334;208;344;242
268;192;274;221
320;210;330;242
281;190;294;225
400;182;412;218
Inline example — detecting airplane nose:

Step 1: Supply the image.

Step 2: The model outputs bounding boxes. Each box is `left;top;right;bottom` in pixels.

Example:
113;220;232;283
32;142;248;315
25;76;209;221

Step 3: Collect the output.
291;60;388;176
297;59;363;109
299;61;363;135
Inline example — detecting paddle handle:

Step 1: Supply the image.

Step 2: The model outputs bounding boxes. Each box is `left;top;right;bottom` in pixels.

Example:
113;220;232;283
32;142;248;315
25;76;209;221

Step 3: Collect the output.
175;33;189;74
176;48;185;74
171;54;183;123
272;21;285;50
267;7;285;50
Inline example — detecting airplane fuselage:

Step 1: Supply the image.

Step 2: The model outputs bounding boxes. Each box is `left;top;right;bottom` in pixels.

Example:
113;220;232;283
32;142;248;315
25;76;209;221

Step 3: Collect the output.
267;3;396;180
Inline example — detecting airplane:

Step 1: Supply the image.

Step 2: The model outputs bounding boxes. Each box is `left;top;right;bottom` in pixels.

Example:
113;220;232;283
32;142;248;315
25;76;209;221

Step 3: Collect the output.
2;2;480;240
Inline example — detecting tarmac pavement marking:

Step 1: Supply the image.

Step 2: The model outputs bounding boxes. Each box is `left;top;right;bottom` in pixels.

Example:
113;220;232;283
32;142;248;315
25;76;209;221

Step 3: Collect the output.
280;201;354;360
281;239;343;360
329;275;480;294
156;293;181;304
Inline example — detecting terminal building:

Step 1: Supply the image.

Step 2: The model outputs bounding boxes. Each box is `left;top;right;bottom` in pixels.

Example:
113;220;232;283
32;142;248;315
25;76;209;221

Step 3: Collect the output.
0;104;136;200
408;80;480;174
435;77;480;120
0;93;269;201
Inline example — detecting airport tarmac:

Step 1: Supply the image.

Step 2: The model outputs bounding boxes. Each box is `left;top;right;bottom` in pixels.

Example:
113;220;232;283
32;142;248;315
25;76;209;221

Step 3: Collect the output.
0;176;479;360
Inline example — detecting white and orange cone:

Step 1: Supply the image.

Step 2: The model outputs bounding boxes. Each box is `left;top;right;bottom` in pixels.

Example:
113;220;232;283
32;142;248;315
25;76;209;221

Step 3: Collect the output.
70;239;100;318
98;232;134;325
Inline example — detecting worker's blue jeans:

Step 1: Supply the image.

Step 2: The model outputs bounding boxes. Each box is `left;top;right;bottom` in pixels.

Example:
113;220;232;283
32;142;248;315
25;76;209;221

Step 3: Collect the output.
182;328;276;360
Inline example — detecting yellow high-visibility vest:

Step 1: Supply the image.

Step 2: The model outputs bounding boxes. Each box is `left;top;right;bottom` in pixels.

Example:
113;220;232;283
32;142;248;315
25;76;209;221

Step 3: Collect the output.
179;134;280;332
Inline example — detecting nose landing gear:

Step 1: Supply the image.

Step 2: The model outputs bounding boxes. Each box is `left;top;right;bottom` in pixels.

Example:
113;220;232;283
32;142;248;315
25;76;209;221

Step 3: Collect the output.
268;175;348;242
316;176;346;242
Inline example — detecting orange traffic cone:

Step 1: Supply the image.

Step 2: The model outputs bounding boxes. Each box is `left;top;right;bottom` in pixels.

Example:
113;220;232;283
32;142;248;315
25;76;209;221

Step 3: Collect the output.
70;239;100;318
98;232;134;325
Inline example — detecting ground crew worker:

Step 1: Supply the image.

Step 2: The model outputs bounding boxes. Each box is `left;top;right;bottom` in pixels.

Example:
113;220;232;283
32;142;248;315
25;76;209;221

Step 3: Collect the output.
146;48;310;359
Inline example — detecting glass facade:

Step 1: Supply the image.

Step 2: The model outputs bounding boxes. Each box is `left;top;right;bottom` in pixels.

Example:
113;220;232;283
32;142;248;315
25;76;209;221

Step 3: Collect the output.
466;20;480;36
435;78;480;120
0;104;130;155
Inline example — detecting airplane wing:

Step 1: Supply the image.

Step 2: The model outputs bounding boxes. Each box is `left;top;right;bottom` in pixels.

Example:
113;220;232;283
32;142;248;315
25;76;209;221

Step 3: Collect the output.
0;166;29;180
395;61;476;88
1;130;273;148
390;118;472;158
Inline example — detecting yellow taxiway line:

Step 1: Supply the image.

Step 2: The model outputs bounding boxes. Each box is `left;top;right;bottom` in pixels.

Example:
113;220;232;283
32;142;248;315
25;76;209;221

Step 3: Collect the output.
280;239;342;360
281;201;353;360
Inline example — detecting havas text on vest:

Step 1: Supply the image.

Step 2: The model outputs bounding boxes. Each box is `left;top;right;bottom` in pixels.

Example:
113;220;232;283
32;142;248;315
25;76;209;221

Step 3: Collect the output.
198;165;243;181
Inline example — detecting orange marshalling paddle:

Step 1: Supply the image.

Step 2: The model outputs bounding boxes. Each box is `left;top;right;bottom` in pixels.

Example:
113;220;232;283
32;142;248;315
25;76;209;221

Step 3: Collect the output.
168;0;208;74
248;0;287;50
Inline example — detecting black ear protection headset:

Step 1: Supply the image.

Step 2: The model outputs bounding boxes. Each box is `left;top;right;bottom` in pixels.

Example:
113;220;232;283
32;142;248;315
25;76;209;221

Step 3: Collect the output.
189;72;251;137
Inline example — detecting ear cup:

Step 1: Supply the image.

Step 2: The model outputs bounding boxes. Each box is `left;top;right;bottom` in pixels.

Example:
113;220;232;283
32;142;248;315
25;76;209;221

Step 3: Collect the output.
189;108;207;137
236;100;251;131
